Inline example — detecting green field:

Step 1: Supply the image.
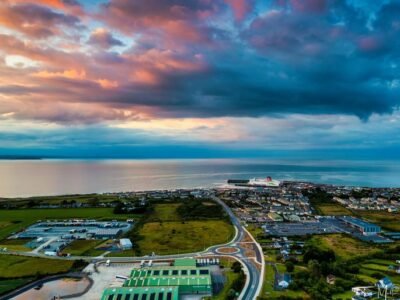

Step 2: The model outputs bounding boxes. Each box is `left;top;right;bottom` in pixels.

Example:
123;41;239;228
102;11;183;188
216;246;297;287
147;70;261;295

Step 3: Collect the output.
138;220;233;255
61;239;105;256
0;208;140;241
110;201;233;256
354;210;400;231
0;238;32;251
0;194;133;206
358;259;400;286
0;278;34;295
0;254;74;278
309;234;379;260
146;203;182;222
0;254;80;296
315;203;353;216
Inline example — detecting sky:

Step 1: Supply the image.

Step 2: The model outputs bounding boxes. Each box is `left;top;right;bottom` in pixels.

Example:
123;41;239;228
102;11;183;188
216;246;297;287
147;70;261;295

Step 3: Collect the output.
0;0;399;159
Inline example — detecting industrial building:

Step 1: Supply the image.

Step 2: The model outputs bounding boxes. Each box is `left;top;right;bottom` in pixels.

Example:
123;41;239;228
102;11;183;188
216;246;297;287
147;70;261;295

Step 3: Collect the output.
120;238;133;250
340;216;381;236
101;286;179;300
14;220;132;240
101;259;213;300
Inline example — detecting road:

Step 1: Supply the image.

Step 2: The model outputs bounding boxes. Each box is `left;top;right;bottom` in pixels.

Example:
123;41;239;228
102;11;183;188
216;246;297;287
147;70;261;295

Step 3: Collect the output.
2;196;265;300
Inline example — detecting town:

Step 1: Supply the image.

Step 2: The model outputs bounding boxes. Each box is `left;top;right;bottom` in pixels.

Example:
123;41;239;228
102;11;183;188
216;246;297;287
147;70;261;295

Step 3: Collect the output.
0;181;399;299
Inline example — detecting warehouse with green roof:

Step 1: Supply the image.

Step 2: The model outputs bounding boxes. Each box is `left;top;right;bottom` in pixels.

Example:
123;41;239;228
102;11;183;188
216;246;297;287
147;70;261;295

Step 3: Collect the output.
101;259;213;300
101;286;179;300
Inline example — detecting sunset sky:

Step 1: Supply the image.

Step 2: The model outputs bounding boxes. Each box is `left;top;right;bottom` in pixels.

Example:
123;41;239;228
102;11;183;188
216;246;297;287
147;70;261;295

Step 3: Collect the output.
0;0;399;158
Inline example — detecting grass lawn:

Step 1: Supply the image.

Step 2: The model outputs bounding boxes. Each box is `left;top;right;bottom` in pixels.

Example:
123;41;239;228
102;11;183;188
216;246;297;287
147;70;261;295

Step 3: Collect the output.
309;234;379;260
0;254;74;278
354;210;400;231
0;208;140;241
0;238;32;251
136;220;234;255
261;264;309;299
314;203;353;216
0;278;34;296
61;239;105;256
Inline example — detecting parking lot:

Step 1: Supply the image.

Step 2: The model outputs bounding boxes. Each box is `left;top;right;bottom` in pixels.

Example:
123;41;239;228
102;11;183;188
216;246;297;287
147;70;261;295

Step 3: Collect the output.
263;221;340;236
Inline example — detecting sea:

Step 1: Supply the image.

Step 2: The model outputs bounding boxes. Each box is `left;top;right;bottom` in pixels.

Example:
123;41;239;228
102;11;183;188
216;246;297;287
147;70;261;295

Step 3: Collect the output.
0;159;399;198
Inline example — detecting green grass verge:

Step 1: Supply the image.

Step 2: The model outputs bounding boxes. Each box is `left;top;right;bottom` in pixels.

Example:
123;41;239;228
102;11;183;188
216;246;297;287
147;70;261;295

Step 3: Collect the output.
0;238;33;251
0;278;34;295
0;254;74;278
61;239;105;256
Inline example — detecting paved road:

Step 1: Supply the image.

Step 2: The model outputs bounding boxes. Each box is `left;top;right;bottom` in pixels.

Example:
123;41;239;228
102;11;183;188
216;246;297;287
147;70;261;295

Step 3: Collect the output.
2;196;265;300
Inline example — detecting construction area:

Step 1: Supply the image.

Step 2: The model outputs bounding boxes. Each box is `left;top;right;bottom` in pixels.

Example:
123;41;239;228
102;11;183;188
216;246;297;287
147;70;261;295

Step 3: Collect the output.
100;259;218;300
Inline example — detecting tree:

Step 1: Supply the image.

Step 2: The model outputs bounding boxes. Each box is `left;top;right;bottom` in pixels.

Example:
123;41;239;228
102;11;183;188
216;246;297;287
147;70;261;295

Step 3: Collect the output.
285;261;295;273
231;261;242;273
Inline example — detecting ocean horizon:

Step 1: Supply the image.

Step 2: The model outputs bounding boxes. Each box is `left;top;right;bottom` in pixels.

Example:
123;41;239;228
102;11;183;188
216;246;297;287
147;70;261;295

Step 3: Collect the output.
0;158;399;198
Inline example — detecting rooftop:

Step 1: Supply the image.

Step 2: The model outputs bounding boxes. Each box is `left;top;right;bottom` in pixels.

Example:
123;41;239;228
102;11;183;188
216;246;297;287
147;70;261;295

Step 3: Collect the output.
101;286;179;300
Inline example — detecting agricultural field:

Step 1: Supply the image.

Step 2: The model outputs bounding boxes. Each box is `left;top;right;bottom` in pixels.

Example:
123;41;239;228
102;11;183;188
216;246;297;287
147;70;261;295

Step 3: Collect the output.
354;210;400;231
314;203;353;216
309;234;380;260
0;208;140;241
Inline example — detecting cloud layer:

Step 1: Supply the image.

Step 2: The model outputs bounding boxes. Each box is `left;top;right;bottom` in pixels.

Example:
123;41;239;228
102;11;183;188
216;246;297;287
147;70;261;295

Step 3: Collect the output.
0;0;399;154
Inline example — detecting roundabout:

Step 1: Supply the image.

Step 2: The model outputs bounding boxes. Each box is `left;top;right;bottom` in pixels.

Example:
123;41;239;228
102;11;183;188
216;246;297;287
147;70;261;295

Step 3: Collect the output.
215;246;241;254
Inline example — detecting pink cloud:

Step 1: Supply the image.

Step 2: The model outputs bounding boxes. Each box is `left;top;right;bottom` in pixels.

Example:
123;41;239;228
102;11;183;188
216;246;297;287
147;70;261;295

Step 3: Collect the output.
0;1;82;38
224;0;253;21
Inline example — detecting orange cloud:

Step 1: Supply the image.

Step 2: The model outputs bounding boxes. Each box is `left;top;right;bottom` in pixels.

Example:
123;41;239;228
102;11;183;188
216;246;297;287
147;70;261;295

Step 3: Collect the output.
96;79;119;89
32;69;86;80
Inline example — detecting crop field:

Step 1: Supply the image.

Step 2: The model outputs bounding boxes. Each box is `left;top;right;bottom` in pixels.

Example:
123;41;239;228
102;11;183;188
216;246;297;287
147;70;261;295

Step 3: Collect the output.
309;234;379;260
0;208;140;241
314;203;353;216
